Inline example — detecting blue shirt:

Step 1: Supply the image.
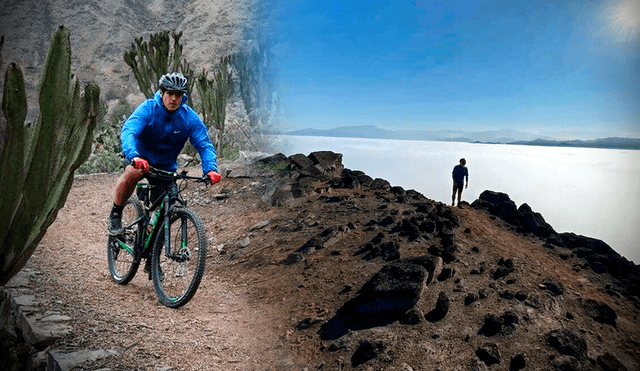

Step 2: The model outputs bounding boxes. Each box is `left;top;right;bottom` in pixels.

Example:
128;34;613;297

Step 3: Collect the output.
121;91;218;173
452;164;468;185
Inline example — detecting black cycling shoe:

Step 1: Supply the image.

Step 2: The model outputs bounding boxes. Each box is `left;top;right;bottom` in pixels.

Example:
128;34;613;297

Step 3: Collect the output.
107;212;123;236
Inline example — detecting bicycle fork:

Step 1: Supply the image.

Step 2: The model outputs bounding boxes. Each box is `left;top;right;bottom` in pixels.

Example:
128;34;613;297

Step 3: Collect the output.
162;195;191;262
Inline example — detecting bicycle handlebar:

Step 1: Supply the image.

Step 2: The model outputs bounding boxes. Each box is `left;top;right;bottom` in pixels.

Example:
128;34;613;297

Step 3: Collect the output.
148;166;209;184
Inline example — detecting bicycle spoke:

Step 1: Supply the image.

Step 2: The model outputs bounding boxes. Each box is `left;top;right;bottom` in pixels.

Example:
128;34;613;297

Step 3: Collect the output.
107;197;142;284
152;208;207;308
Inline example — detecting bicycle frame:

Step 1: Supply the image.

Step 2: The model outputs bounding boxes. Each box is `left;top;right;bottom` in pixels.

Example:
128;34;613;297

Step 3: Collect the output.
108;166;210;307
117;168;205;262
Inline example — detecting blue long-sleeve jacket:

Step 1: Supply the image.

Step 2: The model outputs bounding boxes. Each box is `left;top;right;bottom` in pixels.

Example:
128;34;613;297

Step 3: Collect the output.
121;91;218;174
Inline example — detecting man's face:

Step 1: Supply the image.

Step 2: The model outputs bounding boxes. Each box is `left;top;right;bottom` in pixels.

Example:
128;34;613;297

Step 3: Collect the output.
162;90;183;112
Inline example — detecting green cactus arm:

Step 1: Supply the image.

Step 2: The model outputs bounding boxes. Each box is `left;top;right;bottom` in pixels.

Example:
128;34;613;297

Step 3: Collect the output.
0;26;99;285
0;63;28;249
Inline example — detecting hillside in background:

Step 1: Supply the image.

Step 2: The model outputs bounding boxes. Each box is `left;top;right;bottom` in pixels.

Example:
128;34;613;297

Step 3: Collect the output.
0;0;260;120
285;125;640;150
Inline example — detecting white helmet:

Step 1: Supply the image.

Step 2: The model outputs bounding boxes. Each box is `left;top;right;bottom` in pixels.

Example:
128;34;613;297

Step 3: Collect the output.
158;72;188;93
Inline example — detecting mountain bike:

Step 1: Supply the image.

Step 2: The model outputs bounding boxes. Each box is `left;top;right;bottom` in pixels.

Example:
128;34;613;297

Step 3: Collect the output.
107;167;209;308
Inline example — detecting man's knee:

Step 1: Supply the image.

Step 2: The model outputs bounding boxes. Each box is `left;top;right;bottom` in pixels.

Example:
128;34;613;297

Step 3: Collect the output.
123;165;145;181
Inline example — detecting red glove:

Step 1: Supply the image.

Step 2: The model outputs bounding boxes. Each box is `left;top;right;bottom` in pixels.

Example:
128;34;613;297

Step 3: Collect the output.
132;157;150;173
207;171;221;185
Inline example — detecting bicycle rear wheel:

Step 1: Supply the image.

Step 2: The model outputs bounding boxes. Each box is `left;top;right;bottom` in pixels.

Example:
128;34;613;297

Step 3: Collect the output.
107;196;143;284
152;207;207;308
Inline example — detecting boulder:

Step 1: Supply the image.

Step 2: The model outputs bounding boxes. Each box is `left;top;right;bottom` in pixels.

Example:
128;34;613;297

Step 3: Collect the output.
478;311;519;336
308;151;344;178
517;203;556;237
492;257;515;279
471;190;518;223
551;356;583;371
255;152;289;168
476;342;501;366
288;153;314;169
579;298;617;328
351;340;389;367
349;261;427;316
545;329;588;359
541;277;565;296
424;291;449;322
597;352;628;371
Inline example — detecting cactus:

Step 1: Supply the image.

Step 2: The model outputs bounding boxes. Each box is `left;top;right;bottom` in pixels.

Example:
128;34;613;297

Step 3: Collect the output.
123;30;194;105
195;55;234;153
0;26;100;285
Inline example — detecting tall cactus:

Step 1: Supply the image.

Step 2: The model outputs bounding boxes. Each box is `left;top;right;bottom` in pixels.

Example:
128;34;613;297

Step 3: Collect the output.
0;26;100;285
123;30;194;105
195;55;234;153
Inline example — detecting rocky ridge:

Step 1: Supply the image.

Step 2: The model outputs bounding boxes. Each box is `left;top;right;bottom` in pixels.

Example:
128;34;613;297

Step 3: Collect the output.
1;151;639;370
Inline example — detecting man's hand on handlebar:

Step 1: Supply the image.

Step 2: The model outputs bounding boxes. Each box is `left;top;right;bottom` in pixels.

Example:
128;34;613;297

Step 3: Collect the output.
207;171;222;185
132;157;150;174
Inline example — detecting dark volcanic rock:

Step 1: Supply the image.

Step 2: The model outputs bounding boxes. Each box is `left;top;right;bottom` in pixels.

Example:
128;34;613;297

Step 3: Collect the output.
478;312;519;336
425;291;449;322
472;191;640;301
308;151;344;178
517;203;556;237
492;257;515;279
546;329;588;359
402;255;443;284
551;356;583;371
351;340;388;367
541;277;565;296
349;261;427;316
399;308;424;325
597;352;628;371
355;233;400;262
288;153;314;169
472;190;518;223
476;342;501;366
464;293;479;306
579;298;617;328
428;244;458;264
510;353;527;370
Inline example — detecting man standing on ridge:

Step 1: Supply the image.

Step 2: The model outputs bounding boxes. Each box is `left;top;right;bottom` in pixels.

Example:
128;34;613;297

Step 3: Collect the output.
107;72;221;235
452;158;468;207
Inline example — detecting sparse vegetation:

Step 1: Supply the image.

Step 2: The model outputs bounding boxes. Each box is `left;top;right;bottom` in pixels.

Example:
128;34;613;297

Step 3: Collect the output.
196;55;234;154
123;30;195;104
77;101;131;174
0;328;29;371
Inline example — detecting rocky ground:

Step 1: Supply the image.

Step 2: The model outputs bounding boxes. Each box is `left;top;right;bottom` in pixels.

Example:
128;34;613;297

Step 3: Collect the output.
2;151;640;370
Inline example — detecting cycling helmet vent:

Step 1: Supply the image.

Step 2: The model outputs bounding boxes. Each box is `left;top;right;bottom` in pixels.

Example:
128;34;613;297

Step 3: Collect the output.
158;72;188;93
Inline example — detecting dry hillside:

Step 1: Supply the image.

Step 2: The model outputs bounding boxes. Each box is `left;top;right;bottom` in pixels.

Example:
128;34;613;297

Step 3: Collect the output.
0;0;261;119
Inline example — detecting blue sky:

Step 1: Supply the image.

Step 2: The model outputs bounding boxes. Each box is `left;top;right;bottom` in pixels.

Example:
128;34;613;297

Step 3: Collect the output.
271;0;640;139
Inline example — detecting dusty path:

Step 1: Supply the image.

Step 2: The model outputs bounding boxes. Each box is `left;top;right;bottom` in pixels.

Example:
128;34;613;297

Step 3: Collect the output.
30;171;299;370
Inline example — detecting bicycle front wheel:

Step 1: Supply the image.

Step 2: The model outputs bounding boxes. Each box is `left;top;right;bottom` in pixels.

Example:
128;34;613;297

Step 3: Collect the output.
152;207;207;308
107;196;143;284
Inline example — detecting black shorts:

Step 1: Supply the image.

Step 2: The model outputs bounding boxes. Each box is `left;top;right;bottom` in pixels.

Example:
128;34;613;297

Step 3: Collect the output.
453;183;464;192
124;158;175;203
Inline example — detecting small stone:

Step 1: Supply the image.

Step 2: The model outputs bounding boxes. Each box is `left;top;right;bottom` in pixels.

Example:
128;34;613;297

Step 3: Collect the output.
476;342;501;366
237;237;251;248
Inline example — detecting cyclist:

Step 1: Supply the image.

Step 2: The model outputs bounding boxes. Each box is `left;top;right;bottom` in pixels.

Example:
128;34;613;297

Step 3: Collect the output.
108;72;221;235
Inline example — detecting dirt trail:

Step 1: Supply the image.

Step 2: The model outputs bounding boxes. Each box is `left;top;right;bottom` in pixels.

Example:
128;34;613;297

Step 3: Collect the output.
30;171;299;370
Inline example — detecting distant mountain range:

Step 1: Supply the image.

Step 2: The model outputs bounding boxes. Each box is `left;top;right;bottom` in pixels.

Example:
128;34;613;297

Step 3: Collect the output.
283;125;640;150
